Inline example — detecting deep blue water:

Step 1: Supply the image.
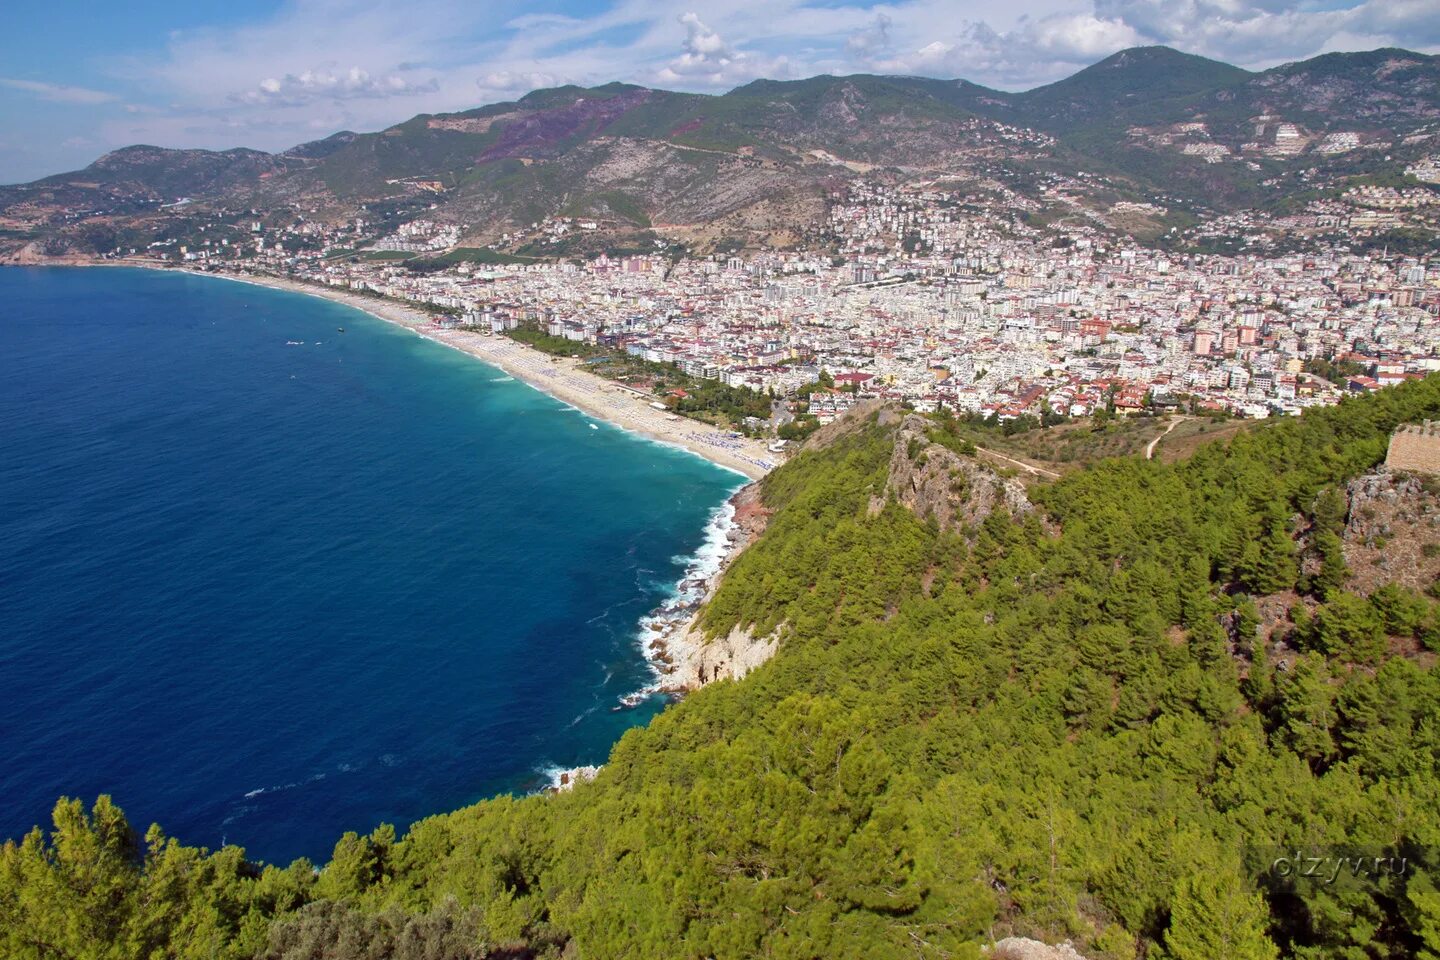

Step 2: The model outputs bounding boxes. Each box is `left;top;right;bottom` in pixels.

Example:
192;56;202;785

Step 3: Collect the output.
0;266;740;864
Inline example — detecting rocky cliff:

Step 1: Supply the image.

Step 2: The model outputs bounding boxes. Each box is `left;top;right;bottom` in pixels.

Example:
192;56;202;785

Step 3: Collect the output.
1343;468;1440;595
880;413;1035;536
651;482;777;693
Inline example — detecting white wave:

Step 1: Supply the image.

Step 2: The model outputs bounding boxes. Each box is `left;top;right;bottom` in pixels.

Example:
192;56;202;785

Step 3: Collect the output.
616;498;740;708
568;705;599;728
536;763;601;793
690;500;738;584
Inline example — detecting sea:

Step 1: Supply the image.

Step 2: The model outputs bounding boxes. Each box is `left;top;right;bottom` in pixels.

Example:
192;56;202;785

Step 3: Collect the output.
0;266;742;864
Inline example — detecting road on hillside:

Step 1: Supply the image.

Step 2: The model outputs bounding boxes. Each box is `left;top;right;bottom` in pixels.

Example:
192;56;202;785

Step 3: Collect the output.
1145;417;1192;460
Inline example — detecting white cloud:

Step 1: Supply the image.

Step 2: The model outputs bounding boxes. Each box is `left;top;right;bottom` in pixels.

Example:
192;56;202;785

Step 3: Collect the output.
478;70;569;94
844;0;1438;87
1024;14;1143;59
846;14;894;60
0;77;118;105
1351;0;1440;46
235;67;439;106
653;12;792;86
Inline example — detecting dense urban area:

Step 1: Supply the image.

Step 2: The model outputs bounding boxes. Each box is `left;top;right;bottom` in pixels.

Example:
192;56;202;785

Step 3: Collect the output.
125;172;1440;443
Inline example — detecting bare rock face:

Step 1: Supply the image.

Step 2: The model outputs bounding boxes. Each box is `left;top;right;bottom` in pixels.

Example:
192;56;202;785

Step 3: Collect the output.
728;482;771;546
654;482;778;694
1343;468;1440;595
987;938;1092;960
666;622;779;691
884;414;1033;535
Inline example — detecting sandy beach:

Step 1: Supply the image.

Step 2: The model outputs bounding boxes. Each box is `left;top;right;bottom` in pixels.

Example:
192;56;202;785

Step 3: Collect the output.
16;259;783;695
193;269;779;481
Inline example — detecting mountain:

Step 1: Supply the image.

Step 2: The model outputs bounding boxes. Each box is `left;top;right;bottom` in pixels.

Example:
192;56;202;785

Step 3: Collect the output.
0;146;292;216
280;131;362;161
3;46;1439;255
1007;45;1254;132
6;375;1440;958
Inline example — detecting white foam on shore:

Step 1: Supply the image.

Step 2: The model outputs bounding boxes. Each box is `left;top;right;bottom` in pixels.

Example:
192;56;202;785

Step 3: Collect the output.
169;268;766;481
616;497;742;708
689;499;739;585
538;764;601;793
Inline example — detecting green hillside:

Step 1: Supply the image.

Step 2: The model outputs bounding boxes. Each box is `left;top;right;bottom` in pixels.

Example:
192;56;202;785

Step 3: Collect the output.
1012;46;1253;132
7;376;1440;959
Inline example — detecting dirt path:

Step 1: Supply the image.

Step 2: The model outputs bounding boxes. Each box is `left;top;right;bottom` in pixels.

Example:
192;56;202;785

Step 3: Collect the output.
1145;417;1189;460
653;140;746;158
977;447;1062;480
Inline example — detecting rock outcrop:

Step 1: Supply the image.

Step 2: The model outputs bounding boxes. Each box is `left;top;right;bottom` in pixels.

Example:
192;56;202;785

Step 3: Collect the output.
1342;468;1440;594
647;483;779;694
664;621;780;691
986;938;1092;960
882;413;1034;535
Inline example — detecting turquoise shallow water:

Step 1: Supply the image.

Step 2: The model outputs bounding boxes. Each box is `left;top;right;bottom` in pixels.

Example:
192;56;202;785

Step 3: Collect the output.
0;266;740;863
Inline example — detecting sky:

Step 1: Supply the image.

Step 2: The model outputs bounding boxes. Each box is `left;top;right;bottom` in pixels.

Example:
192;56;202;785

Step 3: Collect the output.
2;0;1438;184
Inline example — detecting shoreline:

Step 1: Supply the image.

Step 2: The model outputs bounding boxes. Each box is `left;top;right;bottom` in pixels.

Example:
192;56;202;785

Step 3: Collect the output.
178;271;785;699
54;266;783;681
632;483;776;696
9;259;784;803
144;264;778;481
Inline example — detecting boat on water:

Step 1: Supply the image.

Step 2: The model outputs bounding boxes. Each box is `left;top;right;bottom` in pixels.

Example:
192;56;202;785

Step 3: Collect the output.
337;327;345;333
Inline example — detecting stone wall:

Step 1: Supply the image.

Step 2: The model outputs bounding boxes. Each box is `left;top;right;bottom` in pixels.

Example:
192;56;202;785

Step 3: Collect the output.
1385;421;1440;474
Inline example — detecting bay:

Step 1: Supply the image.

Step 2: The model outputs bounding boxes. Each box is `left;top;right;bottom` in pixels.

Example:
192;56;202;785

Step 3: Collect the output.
0;266;739;863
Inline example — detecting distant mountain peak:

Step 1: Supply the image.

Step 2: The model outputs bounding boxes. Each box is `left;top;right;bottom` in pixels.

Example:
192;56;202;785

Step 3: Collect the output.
1013;45;1252;130
516;82;650;109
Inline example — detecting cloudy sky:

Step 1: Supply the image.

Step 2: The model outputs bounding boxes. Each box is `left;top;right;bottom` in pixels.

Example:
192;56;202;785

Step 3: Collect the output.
2;0;1438;183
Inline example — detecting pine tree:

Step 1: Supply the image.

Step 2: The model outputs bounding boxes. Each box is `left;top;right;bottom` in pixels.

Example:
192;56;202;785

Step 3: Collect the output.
1243;638;1274;711
1409;870;1440;960
1252;518;1298;595
1312;487;1348;536
1165;868;1278;960
1313;530;1350;600
1277;655;1338;767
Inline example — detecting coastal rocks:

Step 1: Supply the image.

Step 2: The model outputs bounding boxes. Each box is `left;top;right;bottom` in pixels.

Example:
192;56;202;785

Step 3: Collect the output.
546;765;600;793
5;240;88;265
630;482;778;698
663;622;779;691
885;414;1034;535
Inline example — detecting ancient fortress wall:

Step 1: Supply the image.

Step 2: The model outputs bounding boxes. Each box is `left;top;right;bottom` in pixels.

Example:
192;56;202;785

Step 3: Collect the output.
1386;421;1440;474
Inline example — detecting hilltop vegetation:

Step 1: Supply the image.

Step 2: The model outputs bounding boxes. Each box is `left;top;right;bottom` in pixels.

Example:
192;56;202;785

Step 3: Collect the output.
7;374;1440;958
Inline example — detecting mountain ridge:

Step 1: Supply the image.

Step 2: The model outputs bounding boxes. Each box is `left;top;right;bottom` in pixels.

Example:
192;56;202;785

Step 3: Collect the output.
4;45;1439;256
